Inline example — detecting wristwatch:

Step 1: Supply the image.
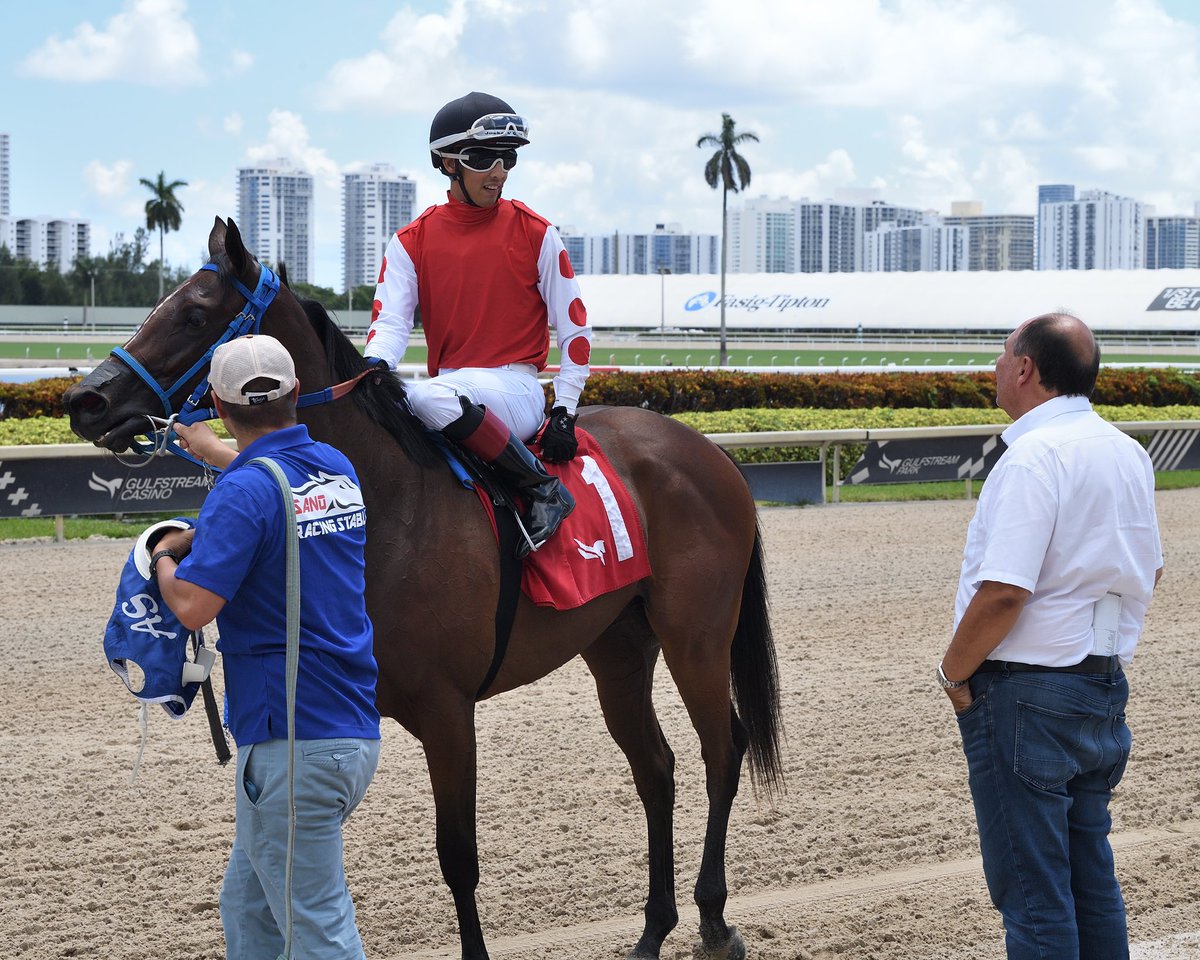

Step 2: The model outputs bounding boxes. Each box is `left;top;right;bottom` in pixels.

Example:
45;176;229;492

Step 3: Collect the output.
150;548;180;579
937;663;968;690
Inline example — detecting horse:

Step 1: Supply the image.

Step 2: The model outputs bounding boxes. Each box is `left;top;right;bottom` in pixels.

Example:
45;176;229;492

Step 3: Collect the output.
64;217;783;960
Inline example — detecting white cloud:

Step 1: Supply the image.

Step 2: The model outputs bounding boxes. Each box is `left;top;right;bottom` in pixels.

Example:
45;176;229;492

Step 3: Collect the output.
679;0;1064;110
19;0;204;86
83;159;135;201
970;146;1041;215
316;1;480;114
751;150;858;204
891;115;972;209
223;113;244;136
164;178;237;269
245;110;341;185
227;50;253;77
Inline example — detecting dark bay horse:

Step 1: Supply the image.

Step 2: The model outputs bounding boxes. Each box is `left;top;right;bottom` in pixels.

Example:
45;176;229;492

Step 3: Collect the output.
65;217;782;960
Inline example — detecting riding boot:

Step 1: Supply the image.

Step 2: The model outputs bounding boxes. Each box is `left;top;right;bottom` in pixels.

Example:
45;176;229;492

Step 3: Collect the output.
443;398;575;557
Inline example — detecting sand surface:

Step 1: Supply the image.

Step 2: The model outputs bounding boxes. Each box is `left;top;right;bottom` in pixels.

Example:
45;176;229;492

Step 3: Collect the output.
3;492;1199;960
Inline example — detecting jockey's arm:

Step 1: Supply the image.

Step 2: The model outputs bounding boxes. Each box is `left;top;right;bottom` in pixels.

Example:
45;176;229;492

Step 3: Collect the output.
538;226;591;414
364;233;417;369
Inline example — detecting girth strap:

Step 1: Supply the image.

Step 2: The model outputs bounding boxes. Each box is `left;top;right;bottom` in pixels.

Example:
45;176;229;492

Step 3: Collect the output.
476;504;521;701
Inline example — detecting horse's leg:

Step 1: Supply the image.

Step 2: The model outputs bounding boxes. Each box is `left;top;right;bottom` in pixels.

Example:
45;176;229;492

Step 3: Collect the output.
582;606;679;960
651;603;749;960
419;694;490;960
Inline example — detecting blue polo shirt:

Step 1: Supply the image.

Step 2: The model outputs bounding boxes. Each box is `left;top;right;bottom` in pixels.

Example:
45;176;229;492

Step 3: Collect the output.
176;424;380;746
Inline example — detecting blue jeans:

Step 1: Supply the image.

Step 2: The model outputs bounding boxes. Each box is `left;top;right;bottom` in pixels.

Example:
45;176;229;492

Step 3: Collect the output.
221;737;381;960
957;667;1132;960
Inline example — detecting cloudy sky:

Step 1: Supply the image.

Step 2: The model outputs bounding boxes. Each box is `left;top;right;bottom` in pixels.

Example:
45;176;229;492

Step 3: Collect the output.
3;0;1199;288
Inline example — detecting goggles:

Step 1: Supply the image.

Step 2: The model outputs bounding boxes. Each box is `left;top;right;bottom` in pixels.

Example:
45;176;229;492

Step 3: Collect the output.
438;146;519;173
429;113;531;150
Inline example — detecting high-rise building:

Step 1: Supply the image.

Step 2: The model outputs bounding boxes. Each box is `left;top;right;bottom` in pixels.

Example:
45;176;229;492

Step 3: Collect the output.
1038;190;1146;270
1146;215;1200;269
1038;184;1075;206
943;206;1035;271
794;201;862;273
1;217;89;272
727;197;795;273
558;224;717;275
1036;184;1075;268
236;162;314;284
0;133;10;218
863;219;968;272
342;164;416;290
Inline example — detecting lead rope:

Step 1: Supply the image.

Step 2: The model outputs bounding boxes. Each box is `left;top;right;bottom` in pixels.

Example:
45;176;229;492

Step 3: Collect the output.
252;457;300;960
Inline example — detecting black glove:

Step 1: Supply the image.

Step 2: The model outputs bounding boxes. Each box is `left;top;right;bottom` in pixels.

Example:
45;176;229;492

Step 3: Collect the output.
540;406;578;462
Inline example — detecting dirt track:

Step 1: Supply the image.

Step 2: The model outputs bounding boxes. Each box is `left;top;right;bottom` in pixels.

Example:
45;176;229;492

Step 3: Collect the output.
3;492;1198;959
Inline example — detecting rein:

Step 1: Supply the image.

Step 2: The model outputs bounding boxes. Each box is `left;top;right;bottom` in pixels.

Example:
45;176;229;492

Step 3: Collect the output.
109;262;369;472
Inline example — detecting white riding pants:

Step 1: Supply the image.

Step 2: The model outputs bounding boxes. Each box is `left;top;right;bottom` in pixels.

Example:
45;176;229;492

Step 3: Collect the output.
405;364;545;442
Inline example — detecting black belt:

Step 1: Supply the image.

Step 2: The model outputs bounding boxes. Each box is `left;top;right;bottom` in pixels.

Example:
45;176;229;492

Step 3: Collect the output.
976;654;1121;676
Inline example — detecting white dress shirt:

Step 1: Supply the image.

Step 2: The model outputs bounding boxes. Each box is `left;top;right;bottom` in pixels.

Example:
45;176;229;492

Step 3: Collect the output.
954;395;1162;666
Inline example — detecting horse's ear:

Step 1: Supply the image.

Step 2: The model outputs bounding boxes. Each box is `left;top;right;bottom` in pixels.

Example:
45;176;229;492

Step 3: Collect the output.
208;217;227;256
225;219;251;275
277;262;291;288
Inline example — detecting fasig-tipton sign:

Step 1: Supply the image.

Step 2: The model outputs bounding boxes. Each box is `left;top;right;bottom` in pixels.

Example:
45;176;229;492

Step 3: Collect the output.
848;435;1006;485
0;453;214;518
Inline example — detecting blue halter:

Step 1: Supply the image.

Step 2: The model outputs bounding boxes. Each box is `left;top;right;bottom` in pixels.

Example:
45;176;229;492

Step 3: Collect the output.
109;262;281;467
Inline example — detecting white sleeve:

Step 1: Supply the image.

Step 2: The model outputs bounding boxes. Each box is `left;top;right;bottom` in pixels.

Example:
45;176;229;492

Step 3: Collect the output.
364;233;417;367
537;226;591;414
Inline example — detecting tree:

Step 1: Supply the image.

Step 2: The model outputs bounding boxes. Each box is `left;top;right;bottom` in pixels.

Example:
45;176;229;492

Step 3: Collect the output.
697;113;758;366
139;171;188;301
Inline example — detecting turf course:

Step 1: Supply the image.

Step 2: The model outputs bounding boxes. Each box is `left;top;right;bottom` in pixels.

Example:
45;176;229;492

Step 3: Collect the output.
4;338;1200;369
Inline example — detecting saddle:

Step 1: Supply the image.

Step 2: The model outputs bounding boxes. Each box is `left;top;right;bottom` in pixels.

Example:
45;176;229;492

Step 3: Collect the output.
438;426;652;698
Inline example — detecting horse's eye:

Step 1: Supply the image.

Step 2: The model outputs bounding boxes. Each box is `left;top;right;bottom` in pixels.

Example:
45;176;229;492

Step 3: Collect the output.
185;310;207;329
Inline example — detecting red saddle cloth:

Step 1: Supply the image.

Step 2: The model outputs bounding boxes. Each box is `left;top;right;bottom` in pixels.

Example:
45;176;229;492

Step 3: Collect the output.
516;428;651;610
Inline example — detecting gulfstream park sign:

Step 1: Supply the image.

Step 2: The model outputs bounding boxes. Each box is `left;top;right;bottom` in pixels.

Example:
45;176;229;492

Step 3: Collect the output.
684;291;831;314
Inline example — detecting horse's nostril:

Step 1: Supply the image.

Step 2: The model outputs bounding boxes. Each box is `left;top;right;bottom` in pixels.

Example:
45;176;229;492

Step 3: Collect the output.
77;393;106;413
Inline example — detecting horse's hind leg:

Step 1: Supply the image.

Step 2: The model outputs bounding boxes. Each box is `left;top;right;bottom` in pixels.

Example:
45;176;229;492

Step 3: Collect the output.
582;605;679;960
419;693;491;960
651;602;749;960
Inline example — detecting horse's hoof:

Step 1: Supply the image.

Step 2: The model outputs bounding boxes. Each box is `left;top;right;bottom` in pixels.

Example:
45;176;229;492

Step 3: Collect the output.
692;925;746;960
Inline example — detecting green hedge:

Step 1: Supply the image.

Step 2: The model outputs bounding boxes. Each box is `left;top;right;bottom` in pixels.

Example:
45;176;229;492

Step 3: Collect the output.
573;367;1200;413
9;368;1200;421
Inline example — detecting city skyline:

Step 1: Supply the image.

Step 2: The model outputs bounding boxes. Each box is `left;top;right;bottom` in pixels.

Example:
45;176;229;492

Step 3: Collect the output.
3;0;1200;289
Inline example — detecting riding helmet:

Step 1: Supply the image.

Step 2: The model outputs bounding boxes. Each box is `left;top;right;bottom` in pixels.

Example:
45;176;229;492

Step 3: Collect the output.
428;91;531;172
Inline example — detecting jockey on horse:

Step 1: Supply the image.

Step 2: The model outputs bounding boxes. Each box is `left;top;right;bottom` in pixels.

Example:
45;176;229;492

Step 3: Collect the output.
364;91;591;556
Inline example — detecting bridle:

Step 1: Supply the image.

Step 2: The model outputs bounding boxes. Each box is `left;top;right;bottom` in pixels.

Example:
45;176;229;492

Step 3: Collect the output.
108;261;368;471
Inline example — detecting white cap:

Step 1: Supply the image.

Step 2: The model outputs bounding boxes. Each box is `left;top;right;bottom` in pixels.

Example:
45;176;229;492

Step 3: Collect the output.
210;335;296;405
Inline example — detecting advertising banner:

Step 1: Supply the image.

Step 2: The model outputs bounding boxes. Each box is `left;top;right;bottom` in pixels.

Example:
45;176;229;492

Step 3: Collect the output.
847;435;1006;485
0;453;213;518
1146;429;1200;471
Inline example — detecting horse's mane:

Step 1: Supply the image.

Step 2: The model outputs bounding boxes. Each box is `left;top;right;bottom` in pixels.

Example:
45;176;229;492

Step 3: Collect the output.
210;253;440;468
295;295;442;469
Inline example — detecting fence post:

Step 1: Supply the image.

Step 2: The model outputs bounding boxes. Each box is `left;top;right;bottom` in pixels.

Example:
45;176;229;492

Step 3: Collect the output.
55;515;64;544
832;445;841;504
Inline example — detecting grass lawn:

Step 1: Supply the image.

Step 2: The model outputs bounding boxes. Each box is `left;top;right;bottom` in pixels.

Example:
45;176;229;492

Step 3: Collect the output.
5;339;1200;369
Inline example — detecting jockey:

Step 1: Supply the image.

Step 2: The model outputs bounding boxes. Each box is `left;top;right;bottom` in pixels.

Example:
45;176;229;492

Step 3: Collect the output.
365;91;592;557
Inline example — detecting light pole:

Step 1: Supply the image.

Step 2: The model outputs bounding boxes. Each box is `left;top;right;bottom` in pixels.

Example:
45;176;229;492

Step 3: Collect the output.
658;267;671;335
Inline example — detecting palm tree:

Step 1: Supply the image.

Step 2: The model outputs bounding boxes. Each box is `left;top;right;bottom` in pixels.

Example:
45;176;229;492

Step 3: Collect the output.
139;172;188;300
698;114;758;366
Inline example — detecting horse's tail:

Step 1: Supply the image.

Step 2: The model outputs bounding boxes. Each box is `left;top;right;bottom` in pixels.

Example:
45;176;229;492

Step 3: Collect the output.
731;517;784;795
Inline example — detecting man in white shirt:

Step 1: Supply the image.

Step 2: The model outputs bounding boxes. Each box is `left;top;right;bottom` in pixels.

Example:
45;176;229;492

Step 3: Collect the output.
939;313;1163;960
